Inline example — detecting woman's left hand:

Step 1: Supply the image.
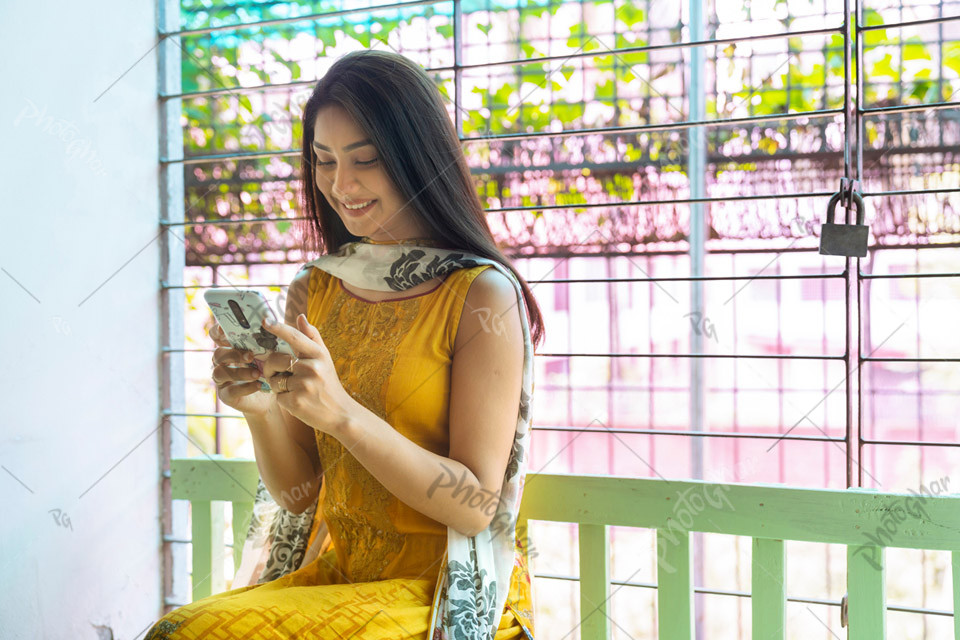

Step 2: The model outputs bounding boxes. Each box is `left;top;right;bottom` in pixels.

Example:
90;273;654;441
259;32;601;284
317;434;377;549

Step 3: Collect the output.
260;313;358;435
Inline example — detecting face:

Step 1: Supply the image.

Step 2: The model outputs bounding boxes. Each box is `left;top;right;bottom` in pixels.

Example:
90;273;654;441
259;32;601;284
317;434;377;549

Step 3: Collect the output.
311;105;427;241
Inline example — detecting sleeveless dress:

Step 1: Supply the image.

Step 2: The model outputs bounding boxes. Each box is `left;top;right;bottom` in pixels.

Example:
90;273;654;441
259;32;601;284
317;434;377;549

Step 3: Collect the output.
145;264;536;640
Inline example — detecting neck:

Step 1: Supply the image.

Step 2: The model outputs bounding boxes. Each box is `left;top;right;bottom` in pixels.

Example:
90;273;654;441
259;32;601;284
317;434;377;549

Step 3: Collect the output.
361;235;437;246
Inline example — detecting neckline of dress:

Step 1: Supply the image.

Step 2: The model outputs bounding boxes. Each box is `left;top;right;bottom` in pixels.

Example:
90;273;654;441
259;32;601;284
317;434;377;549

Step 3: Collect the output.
337;275;448;304
359;236;441;247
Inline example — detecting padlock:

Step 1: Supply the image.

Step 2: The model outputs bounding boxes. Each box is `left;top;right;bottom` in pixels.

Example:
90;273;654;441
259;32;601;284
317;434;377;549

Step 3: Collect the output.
819;191;869;257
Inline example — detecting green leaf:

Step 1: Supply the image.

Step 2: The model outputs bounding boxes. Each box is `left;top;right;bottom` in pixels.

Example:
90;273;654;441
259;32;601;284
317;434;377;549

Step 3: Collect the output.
758;136;780;154
595;78;616;100
520;0;547;19
566;29;600;52
861;9;889;47
908;80;935;102
521;42;541;58
521;63;548;87
316;27;337;50
476;23;492;36
944;42;960;78
437;23;454;39
276;221;291;233
616;3;645;27
493;83;514;106
351;25;371;47
903;38;932;62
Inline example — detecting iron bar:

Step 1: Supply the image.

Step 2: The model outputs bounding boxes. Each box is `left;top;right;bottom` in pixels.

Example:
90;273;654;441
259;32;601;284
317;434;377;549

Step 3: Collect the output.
531;573;955;617
163;0;447;38
162;108;845;164
858;14;960;32
159;190;838;226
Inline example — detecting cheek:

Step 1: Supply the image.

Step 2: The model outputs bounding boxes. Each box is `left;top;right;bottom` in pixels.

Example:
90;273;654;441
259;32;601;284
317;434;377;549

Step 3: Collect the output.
371;172;398;199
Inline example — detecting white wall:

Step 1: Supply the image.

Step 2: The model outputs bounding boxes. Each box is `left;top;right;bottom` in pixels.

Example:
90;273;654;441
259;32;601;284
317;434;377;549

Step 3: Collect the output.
0;1;168;637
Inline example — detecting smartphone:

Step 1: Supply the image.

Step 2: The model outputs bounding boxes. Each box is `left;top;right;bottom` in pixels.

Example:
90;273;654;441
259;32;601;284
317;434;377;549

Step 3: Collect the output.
203;288;296;392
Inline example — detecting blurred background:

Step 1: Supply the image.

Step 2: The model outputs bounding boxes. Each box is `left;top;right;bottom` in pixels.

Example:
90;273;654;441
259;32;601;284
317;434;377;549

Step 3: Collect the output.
166;0;959;637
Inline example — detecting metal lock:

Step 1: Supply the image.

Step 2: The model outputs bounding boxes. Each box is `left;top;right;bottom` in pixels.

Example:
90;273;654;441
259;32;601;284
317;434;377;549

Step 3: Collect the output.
819;191;869;257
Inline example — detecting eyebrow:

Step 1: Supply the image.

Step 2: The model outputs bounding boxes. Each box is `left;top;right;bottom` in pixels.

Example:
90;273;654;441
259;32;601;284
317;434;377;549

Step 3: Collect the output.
312;139;373;152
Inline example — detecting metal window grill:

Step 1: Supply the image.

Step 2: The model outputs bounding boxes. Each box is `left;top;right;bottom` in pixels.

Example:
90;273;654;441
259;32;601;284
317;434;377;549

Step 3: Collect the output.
157;0;960;632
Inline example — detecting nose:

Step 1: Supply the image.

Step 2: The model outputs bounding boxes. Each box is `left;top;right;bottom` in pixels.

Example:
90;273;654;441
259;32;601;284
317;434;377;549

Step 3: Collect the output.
331;162;359;197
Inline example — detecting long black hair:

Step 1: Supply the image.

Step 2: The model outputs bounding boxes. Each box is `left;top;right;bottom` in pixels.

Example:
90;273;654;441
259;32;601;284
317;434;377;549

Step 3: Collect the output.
296;49;545;349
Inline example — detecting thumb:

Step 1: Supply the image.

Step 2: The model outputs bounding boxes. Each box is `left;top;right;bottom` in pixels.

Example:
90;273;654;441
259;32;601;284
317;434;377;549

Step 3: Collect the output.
297;313;323;343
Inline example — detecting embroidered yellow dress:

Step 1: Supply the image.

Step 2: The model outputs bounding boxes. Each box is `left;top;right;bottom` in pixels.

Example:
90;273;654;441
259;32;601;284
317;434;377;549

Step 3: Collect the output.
146;263;535;640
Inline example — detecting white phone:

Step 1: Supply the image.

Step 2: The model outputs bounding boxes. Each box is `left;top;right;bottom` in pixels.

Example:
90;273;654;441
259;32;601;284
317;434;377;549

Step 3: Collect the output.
203;288;296;392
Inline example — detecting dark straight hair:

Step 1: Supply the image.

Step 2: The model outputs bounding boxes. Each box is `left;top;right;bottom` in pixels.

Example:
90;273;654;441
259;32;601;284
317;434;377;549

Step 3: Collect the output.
296;49;545;349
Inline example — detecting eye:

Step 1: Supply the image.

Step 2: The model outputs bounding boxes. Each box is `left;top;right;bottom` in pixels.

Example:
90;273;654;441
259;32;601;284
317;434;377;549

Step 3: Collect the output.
314;158;379;168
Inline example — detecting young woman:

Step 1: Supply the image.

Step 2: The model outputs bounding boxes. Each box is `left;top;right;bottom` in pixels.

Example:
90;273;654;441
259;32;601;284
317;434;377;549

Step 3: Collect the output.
146;49;544;639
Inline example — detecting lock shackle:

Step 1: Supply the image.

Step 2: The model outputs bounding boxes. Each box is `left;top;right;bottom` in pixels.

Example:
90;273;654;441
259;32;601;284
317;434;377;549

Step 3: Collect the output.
826;191;865;226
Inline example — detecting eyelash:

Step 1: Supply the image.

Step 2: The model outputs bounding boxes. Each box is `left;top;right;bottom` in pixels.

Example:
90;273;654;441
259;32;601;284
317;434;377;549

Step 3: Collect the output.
315;158;378;167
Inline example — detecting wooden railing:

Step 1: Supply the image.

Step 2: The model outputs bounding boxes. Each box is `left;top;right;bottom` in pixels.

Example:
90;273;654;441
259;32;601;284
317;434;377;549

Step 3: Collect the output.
170;457;260;598
171;457;960;639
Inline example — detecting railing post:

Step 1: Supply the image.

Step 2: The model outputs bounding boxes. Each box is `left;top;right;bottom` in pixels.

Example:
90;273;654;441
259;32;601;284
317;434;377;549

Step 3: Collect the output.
191;500;226;601
578;523;610;640
657;528;694;640
232;500;254;569
847;544;885;639
751;538;786;640
952;551;960;640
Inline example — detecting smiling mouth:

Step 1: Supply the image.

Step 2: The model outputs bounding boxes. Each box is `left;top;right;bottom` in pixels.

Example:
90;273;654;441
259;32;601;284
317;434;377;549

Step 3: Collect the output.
340;199;377;214
341;200;373;209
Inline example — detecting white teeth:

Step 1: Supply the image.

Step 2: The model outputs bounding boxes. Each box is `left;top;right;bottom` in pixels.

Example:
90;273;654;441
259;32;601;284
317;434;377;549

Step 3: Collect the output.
343;200;374;210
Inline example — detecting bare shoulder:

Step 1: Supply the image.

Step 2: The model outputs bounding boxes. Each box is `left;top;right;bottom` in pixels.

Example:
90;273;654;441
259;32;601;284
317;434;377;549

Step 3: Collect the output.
454;265;523;353
468;265;518;305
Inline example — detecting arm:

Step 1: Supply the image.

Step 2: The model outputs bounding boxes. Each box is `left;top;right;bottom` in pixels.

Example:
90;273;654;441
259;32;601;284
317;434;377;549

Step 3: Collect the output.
244;268;323;514
245;402;321;514
332;267;525;537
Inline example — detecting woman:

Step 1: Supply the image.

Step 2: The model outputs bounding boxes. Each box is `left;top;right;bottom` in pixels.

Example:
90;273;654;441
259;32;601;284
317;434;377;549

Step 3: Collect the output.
146;49;544;639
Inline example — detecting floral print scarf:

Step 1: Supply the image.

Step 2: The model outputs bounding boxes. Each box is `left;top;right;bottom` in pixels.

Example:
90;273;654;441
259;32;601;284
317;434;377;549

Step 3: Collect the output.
232;237;534;640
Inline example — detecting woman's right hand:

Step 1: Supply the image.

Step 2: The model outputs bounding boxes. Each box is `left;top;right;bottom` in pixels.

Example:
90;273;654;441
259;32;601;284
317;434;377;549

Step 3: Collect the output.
210;323;273;417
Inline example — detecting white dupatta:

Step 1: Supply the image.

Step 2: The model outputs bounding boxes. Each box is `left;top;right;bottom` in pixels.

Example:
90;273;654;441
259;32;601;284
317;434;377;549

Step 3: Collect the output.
233;237;534;640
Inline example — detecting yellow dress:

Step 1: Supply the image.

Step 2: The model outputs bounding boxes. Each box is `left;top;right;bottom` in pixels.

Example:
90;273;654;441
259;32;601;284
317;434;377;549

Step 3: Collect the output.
146;264;536;640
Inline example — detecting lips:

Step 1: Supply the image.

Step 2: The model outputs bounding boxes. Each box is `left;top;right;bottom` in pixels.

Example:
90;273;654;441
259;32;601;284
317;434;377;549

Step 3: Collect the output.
340;199;377;215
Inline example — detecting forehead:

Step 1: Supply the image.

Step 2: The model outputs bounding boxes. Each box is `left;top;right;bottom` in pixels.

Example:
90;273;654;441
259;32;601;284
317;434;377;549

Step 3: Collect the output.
312;105;364;143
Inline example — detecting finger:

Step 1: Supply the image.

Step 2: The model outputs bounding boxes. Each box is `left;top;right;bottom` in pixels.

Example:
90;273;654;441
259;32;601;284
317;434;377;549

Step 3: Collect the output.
216;380;263;396
296;314;324;343
213;365;260;386
266;350;296;366
212;358;262;385
211;325;232;348
212;346;254;367
263;351;296;372
261;315;324;359
271;373;300;398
